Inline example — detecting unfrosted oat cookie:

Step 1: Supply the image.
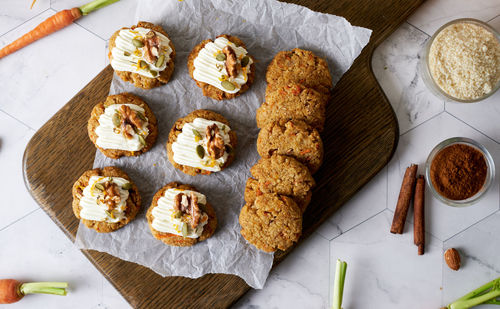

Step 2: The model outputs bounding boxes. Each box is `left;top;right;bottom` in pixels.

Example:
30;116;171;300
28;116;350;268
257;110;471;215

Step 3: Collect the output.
146;182;217;247
257;83;326;131
257;119;323;174
72;166;141;233
239;193;302;252
166;109;237;176
187;34;255;100
88;93;158;159
109;21;176;89
249;155;315;213
266;48;332;96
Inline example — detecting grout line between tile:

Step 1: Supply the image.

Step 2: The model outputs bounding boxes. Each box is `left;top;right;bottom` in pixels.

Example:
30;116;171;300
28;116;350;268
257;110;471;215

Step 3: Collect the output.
73;22;107;42
487;14;500;22
0;208;40;233
445;111;500;145
400;110;445;137
405;21;431;37
0;109;35;131
442;210;499;243
315;231;330;242
329;208;387;241
0;8;53;39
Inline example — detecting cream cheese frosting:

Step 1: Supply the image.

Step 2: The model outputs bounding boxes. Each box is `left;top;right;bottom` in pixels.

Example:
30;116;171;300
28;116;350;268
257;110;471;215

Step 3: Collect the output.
95;104;149;151
79;176;130;223
193;36;253;94
111;27;172;78
151;188;209;238
172;118;231;172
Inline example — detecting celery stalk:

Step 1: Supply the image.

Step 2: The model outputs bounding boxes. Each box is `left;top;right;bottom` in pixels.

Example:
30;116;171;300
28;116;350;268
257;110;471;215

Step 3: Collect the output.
332;259;347;309
446;277;500;309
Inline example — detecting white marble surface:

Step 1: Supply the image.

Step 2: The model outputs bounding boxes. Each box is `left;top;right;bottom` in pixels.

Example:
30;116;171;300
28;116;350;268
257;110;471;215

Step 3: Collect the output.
1;1;500;308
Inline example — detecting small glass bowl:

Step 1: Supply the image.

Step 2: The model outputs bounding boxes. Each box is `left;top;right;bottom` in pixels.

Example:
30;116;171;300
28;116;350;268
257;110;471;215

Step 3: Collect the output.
420;18;500;103
425;137;495;207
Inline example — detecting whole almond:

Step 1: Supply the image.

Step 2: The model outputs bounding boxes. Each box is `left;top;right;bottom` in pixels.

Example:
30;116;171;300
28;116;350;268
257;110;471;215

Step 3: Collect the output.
444;248;461;271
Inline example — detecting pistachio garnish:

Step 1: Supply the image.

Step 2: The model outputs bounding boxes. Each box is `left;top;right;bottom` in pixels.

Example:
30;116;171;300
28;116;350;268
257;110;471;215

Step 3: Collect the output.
139;60;148;69
94;183;104;191
240;56;249;67
174;211;182;219
155;54;165;67
221;80;235;91
124;51;131;56
216;53;226;61
181;223;188;237
136;112;146;121
105;210;115;219
149;69;158;77
196;145;205;159
192;129;202;140
132;38;144;48
121;182;132;190
112;112;121;127
138;134;146;146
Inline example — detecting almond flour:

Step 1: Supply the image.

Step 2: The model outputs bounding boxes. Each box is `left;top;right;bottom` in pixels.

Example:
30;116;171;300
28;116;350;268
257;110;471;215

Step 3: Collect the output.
429;22;500;100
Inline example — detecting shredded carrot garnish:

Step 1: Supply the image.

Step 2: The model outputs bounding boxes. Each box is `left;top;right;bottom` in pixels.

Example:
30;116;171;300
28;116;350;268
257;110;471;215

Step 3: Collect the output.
300;149;312;155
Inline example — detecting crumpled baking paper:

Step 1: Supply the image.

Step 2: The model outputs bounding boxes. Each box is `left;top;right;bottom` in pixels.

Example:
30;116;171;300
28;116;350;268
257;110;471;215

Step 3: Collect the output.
75;0;371;289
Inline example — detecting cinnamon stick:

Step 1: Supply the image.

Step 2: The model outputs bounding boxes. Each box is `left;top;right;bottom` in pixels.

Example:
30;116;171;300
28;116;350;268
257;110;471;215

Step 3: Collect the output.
390;164;418;234
413;175;425;255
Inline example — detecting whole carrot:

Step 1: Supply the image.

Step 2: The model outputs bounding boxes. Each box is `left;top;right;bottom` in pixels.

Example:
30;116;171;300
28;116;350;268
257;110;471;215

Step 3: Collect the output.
0;8;81;59
0;0;120;59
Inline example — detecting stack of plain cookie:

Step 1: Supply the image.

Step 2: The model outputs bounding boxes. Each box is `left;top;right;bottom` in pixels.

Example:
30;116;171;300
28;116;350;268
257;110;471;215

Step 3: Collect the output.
239;48;332;253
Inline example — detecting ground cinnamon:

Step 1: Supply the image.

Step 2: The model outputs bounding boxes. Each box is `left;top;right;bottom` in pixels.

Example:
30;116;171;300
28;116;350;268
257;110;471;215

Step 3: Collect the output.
430;144;487;200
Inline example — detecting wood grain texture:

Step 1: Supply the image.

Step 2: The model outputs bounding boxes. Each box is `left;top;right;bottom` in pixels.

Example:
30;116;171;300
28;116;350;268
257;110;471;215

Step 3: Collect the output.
23;0;424;307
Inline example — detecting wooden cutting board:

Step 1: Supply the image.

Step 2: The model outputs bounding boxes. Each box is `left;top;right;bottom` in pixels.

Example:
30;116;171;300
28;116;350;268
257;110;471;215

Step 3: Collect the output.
23;0;424;307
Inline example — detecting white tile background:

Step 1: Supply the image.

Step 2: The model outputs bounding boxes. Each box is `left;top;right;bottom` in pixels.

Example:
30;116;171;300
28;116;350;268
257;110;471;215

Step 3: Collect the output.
1;0;499;308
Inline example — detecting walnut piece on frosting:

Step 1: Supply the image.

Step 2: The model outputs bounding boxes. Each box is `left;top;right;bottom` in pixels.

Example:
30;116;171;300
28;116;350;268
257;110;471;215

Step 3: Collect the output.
174;192;202;229
205;124;225;160
222;45;239;78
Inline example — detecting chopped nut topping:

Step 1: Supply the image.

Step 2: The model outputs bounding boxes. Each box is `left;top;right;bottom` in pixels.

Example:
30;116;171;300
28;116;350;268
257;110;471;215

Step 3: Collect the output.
99;181;121;210
222;46;239;78
205;124;225;160
119;105;144;139
173;192;202;229
144;31;161;64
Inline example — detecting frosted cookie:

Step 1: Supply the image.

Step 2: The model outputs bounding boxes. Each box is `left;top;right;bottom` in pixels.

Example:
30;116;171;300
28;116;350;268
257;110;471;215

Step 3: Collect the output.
257;83;326;131
147;182;217;247
88;93;158;159
188;34;255;100
72;166;141;233
166;109;237;176
257;120;323;174
109;21;175;89
266;48;332;96
249;155;315;213
239;193;302;252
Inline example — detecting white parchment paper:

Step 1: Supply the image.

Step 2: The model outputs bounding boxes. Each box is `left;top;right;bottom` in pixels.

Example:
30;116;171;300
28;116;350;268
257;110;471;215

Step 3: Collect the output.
75;0;371;289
